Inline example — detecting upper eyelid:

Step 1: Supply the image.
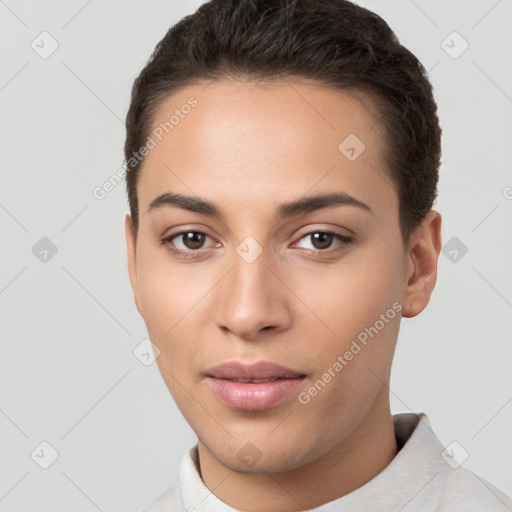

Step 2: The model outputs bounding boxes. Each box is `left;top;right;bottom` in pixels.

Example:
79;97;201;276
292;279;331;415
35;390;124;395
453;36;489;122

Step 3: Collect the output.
292;231;352;249
294;227;352;240
167;230;218;247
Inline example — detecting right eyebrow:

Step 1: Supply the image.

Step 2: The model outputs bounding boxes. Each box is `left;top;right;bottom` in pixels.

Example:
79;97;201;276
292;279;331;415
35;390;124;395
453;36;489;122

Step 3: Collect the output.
148;192;222;218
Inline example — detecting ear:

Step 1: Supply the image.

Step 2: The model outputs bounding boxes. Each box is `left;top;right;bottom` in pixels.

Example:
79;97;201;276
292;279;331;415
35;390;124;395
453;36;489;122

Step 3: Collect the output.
125;214;143;316
401;210;442;318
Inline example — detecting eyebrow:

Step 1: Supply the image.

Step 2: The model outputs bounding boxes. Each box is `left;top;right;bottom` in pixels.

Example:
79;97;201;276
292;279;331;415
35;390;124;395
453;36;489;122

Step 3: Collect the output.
147;191;373;219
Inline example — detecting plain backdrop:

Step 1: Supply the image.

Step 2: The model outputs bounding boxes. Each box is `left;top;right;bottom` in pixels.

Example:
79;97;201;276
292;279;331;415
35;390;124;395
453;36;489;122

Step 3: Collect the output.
0;1;511;510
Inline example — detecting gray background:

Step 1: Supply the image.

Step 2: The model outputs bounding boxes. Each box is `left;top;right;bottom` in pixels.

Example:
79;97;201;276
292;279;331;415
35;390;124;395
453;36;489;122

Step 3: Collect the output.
0;0;511;510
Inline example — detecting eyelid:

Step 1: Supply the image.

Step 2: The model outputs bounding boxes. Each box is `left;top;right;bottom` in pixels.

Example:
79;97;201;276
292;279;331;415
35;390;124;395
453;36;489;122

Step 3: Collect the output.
291;229;353;252
294;224;354;239
161;227;354;260
162;225;352;245
164;229;218;248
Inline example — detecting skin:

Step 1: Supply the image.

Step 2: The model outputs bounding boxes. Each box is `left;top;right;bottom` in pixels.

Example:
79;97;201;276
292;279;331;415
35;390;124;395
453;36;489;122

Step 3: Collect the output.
125;78;442;511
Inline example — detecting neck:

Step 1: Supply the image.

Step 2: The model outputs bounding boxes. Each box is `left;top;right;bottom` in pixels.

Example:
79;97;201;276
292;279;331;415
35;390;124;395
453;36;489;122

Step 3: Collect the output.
196;388;398;511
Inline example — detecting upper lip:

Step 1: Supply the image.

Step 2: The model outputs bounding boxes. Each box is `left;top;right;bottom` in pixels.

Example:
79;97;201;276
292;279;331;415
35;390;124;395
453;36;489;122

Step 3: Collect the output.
205;361;305;380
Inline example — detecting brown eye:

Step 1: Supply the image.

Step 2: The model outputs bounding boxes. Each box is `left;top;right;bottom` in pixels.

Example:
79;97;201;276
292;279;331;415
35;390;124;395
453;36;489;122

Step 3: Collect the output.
310;232;334;250
161;230;215;255
160;230;217;260
181;231;207;250
294;231;353;254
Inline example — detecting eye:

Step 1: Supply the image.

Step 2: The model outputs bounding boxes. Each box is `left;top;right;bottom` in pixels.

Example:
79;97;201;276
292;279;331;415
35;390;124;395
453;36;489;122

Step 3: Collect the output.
161;229;353;260
161;230;218;258
172;231;210;250
294;231;353;253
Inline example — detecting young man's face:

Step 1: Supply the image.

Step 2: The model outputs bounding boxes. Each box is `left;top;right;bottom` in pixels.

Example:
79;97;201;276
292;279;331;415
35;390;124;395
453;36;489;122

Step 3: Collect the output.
126;79;440;475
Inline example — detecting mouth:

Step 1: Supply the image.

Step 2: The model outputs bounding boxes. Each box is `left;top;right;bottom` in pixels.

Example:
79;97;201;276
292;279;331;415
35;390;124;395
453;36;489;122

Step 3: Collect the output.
204;361;307;411
226;377;282;383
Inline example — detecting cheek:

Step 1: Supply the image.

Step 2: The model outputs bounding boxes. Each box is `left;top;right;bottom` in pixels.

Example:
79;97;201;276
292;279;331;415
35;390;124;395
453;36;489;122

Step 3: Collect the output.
292;241;403;342
288;241;404;412
293;251;402;423
136;242;203;328
134;248;199;362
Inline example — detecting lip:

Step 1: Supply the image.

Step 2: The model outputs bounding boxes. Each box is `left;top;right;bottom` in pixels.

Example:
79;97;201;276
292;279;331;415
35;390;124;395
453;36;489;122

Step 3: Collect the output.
204;361;306;411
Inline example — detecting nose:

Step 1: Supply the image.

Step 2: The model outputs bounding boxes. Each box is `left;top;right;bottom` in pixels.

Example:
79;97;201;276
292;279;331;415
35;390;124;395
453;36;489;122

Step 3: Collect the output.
214;245;292;341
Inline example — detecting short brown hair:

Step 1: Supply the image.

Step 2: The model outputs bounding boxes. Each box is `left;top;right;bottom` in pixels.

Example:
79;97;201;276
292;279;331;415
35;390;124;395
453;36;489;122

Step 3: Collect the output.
124;0;441;244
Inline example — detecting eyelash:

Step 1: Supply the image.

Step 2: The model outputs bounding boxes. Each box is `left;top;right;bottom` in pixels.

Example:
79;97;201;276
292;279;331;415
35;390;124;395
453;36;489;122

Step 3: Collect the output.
160;230;353;260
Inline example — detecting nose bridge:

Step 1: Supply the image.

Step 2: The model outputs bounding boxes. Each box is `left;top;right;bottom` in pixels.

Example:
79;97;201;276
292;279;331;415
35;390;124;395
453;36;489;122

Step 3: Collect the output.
214;237;289;339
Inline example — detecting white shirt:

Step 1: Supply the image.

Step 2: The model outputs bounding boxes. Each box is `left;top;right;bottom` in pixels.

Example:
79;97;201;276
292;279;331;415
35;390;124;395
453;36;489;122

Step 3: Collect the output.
142;413;512;511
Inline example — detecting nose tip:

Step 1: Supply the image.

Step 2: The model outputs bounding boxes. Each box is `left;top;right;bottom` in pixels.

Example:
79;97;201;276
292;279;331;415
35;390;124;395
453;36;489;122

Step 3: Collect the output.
220;315;276;341
214;254;291;341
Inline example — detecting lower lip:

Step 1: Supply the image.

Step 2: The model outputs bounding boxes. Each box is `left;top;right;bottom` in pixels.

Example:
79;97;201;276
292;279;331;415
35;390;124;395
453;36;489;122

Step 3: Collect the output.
205;376;305;411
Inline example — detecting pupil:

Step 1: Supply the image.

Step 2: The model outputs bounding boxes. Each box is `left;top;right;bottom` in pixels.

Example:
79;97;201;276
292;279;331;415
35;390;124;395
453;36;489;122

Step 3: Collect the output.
312;232;332;249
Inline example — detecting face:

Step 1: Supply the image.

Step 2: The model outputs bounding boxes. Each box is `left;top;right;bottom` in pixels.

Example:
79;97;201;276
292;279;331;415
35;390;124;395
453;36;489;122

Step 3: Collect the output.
126;79;435;474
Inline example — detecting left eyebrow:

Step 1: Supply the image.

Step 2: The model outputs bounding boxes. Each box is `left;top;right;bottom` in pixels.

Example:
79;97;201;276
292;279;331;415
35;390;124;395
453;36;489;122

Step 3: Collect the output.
276;192;373;219
147;191;373;219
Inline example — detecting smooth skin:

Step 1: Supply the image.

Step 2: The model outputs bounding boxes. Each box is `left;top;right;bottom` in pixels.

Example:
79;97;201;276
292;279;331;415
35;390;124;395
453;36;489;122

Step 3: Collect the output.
125;78;442;511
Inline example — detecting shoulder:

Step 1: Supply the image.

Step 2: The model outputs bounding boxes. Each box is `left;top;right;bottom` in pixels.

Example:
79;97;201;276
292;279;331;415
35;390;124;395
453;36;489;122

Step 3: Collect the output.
435;466;512;511
389;413;512;511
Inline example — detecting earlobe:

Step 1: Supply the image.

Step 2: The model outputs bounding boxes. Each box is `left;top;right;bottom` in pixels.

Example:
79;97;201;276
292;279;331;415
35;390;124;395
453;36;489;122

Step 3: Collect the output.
125;214;142;315
401;210;442;318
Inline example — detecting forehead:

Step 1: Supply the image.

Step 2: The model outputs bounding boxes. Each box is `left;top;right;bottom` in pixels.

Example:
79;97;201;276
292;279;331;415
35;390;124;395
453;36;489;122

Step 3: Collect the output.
136;79;397;220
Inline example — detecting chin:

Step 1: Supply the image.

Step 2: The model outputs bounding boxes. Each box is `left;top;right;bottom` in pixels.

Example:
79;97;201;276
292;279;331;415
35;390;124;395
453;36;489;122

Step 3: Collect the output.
202;431;319;476
220;449;308;476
